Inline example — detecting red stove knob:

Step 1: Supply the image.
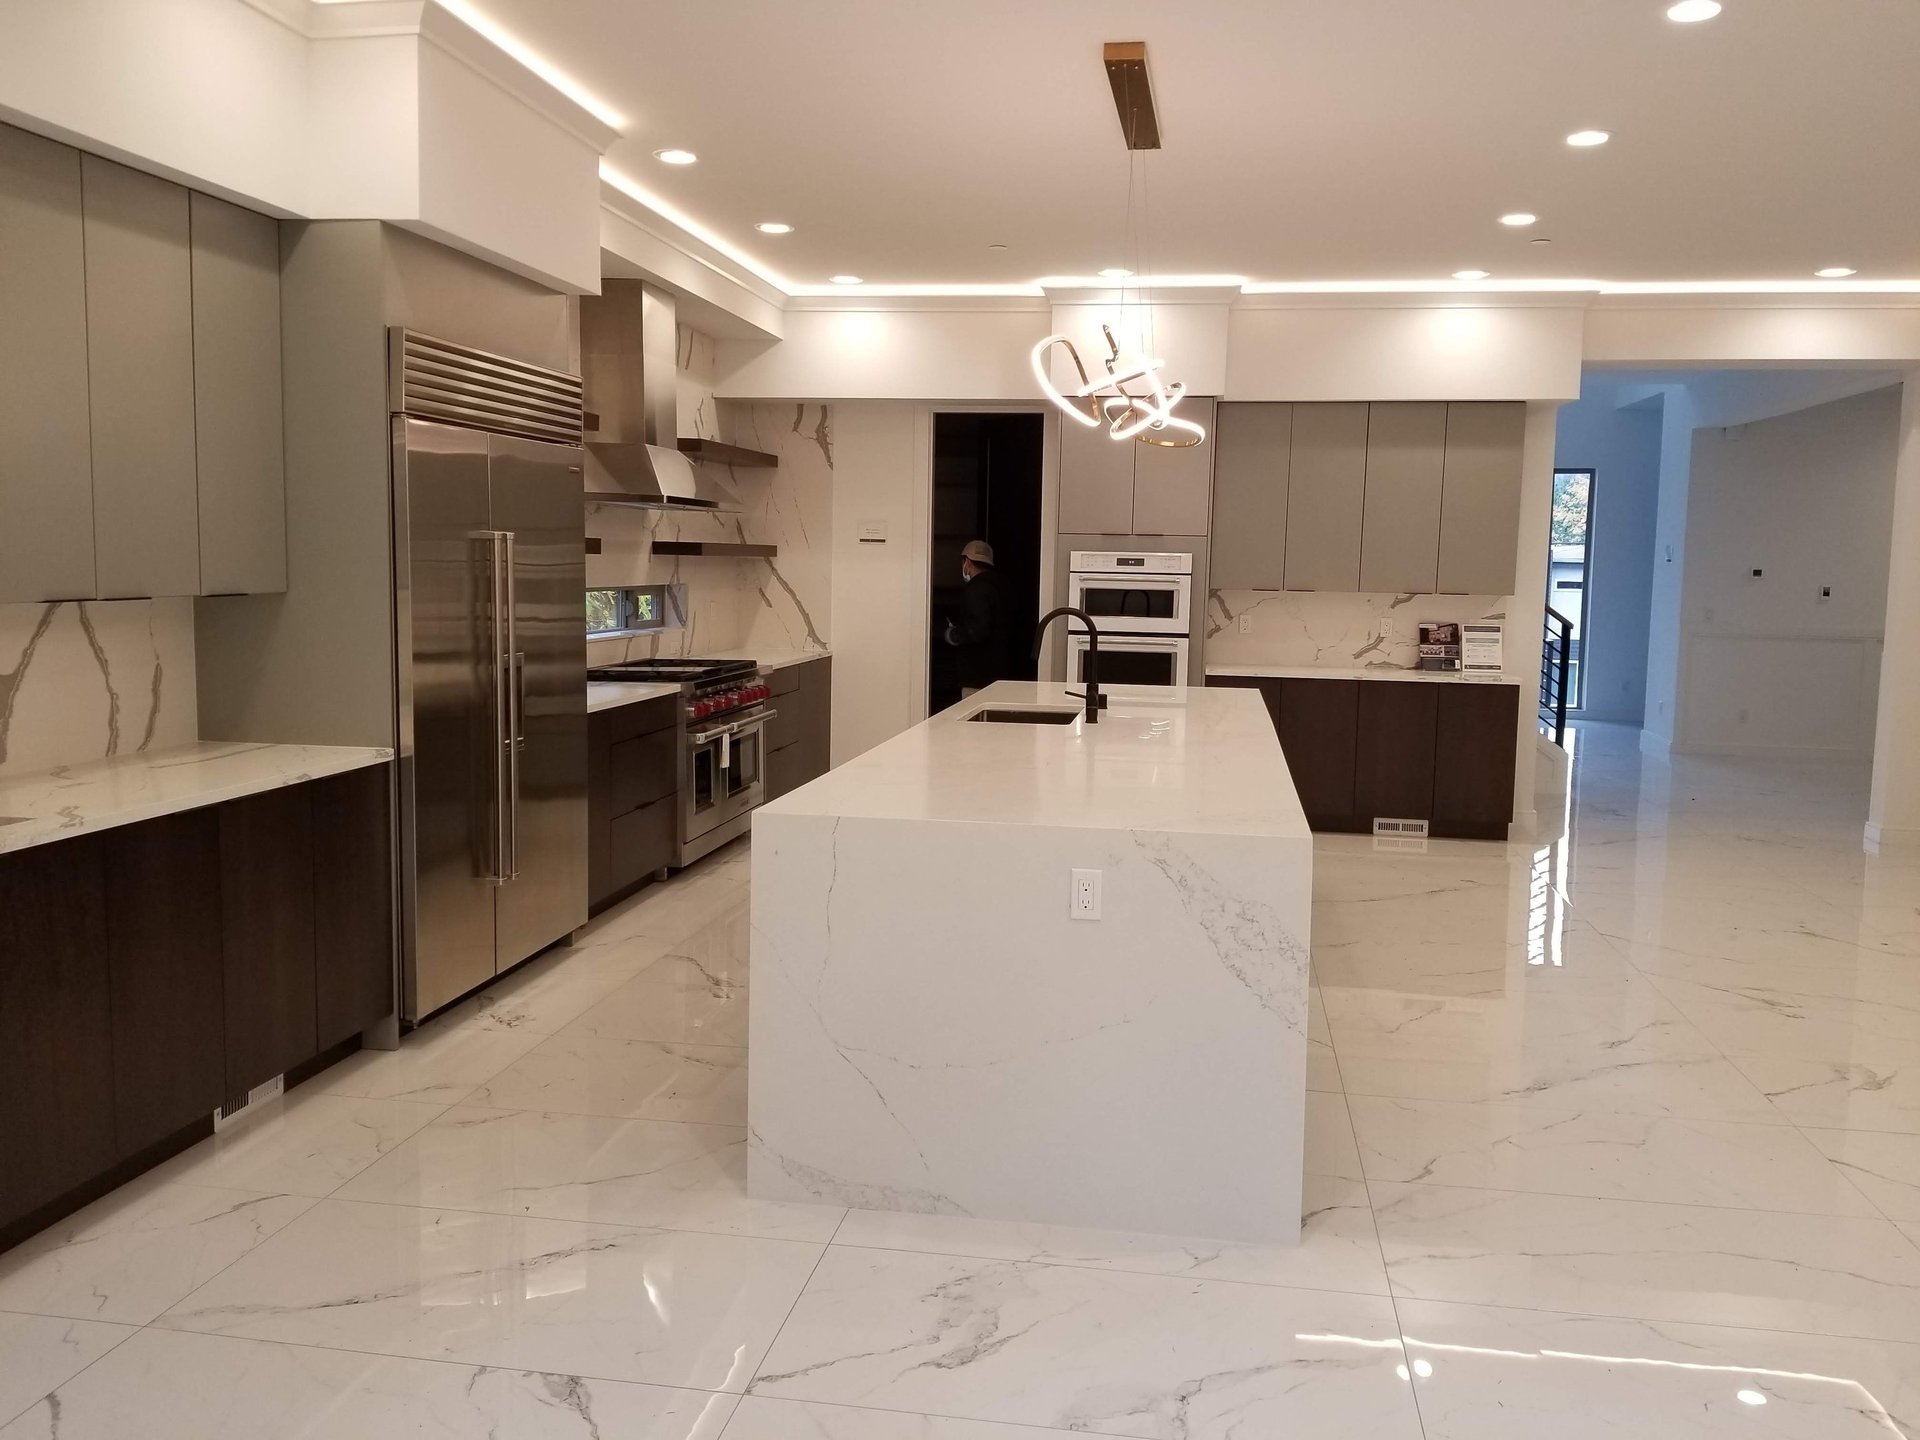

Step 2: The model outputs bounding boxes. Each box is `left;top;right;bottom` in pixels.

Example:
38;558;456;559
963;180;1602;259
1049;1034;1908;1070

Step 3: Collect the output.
692;699;711;719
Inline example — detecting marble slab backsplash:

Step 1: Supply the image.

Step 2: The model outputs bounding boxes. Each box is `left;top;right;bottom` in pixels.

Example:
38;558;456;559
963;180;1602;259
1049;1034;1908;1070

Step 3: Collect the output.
0;598;196;776
1203;590;1515;671
586;394;833;665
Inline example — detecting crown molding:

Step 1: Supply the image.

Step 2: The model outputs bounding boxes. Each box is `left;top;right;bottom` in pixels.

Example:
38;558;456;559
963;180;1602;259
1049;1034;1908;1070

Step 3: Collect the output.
783;293;1051;314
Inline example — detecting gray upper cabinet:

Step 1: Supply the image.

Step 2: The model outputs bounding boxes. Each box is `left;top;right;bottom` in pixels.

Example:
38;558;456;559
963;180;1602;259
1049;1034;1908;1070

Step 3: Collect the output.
1057;409;1135;535
191;193;286;594
1208;402;1291;589
84;155;200;599
1359;402;1447;593
1284;403;1368;590
1131;398;1215;537
1438;402;1526;595
0;127;94;603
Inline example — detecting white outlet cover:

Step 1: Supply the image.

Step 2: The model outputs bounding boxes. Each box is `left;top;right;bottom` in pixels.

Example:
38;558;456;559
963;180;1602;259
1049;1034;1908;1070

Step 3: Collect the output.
1071;868;1102;920
1238;612;1252;634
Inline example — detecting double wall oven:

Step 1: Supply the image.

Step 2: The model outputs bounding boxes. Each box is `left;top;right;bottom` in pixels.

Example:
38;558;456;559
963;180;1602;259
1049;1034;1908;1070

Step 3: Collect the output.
1065;550;1195;687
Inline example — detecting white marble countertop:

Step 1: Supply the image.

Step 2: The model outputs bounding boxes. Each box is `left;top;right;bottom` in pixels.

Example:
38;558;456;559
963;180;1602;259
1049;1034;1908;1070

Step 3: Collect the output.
763;680;1307;839
0;741;393;855
586;681;682;713
1207;662;1523;686
708;646;828;673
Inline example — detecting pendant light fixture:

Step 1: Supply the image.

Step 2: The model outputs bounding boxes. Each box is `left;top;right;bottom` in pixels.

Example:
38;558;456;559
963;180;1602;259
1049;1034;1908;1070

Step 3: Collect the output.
1029;41;1206;449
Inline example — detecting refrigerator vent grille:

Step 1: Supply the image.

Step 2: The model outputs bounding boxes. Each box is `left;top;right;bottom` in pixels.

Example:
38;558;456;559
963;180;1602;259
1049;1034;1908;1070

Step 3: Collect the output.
390;329;584;445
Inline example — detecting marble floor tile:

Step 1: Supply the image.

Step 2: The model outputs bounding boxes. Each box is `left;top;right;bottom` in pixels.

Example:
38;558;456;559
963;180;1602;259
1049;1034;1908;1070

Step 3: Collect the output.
1647;963;1920;1065
1371;1181;1920;1342
1805;1128;1920;1223
309;1019;545;1105
0;1180;316;1325
561;952;750;1047
0;1315;134;1431
830;1173;1387;1296
1349;1095;1878;1214
1306;986;1342;1092
1391;1297;1920;1440
156;1199;823;1392
748;1245;1422;1440
1730;1055;1920;1133
722;1398;1092;1439
146;1091;447;1197
335;1104;843;1241
1322;982;1782;1120
439;950;642;1035
466;1034;748;1123
0;1329;740;1439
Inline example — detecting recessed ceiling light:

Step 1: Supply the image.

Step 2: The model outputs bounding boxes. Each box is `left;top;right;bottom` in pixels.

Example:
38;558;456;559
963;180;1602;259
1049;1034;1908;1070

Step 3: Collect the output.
1499;213;1538;227
754;222;793;234
830;274;864;285
1530;237;1554;246
1566;130;1611;147
988;243;1009;251
1098;267;1134;279
1815;266;1857;278
1666;0;1722;20
1736;1390;1767;1407
653;148;698;165
1453;269;1492;281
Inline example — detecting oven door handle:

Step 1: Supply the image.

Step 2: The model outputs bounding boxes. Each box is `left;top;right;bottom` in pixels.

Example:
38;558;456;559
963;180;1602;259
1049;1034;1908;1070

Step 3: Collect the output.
689;709;775;746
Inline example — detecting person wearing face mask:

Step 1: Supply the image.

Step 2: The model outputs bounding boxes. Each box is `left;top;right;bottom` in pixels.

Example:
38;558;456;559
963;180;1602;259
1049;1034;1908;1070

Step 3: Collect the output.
944;539;1007;697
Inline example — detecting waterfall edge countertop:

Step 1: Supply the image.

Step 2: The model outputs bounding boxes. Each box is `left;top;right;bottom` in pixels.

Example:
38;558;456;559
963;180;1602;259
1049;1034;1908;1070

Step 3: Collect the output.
1207;662;1524;686
0;741;393;856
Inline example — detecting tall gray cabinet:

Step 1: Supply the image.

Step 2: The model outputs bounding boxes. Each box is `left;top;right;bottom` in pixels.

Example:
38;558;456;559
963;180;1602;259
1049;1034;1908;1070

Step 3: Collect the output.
0;126;94;602
0;122;285;603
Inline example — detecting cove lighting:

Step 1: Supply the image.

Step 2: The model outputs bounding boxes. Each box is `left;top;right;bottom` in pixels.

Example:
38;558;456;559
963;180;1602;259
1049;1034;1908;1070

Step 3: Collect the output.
1815;266;1858;278
404;0;627;129
1499;213;1538;227
755;222;794;234
1666;0;1723;20
654;149;698;165
598;163;797;293
1099;268;1135;279
1452;270;1492;281
1566;130;1612;147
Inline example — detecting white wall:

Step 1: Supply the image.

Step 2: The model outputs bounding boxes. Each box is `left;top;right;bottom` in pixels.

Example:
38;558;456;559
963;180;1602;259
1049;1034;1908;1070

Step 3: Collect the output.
1586;300;1920;368
828;404;931;763
1552;377;1663;724
717;306;1050;401
1869;376;1920;843
1670;385;1901;758
1641;389;1696;749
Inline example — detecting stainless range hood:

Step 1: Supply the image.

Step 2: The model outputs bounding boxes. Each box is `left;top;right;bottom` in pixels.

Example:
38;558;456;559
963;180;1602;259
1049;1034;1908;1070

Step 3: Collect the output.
580;280;739;512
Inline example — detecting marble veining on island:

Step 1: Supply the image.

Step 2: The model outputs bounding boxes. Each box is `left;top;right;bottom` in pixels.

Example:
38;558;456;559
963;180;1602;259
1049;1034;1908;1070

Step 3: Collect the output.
748;683;1314;1243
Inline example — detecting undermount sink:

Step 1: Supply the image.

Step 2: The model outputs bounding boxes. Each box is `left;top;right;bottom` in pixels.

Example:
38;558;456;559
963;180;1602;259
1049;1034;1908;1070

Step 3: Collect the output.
966;707;1081;725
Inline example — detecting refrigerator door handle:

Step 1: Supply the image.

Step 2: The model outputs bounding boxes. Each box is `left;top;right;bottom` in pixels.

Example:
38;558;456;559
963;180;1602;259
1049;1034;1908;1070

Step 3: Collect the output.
481;529;512;884
502;530;522;881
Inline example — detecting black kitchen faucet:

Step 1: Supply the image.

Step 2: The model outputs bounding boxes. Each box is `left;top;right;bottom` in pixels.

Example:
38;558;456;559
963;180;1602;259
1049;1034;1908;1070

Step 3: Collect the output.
1034;607;1107;723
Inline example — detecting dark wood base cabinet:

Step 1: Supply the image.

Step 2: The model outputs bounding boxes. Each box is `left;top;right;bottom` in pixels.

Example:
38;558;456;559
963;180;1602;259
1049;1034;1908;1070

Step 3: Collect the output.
0;762;394;1250
588;694;679;915
1210;675;1517;839
765;657;831;803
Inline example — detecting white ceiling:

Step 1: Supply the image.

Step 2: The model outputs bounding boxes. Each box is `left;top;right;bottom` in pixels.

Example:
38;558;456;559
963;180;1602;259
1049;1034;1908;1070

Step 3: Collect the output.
472;0;1920;292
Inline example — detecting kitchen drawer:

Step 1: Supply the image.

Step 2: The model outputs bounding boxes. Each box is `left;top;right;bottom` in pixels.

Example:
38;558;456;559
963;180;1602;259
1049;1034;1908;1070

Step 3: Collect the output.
766;707;801;754
768;664;803;698
608;792;675;891
610;728;677;816
606;694;678;744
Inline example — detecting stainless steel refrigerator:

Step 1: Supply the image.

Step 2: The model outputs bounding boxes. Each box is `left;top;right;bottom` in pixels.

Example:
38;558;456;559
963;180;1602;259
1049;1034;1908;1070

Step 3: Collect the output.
392;401;588;1023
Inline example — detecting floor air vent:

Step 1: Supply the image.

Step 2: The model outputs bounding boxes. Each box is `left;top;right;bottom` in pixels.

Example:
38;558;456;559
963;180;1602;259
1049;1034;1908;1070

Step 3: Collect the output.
1372;817;1431;838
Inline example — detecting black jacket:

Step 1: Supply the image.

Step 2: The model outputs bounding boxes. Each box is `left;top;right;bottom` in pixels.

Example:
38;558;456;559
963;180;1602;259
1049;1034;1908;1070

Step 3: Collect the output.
948;567;1007;689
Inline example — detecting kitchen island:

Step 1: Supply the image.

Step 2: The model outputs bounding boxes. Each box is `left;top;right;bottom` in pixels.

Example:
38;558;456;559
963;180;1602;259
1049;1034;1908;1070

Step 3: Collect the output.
748;681;1313;1243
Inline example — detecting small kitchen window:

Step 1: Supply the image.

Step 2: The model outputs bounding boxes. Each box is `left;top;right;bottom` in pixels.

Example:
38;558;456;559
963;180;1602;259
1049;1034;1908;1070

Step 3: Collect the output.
586;585;670;636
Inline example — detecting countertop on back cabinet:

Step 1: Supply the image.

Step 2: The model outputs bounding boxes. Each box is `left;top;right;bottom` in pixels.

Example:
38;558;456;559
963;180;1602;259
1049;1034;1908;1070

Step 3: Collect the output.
586;681;683;713
704;646;829;674
1207;662;1522;686
0;742;393;855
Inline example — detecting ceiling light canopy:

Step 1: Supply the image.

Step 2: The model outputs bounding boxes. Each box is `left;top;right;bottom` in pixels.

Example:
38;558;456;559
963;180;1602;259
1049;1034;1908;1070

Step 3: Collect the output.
754;222;793;234
1452;269;1492;281
1499;213;1538;227
1666;0;1723;21
1815;266;1858;278
653;148;698;165
1566;130;1612;147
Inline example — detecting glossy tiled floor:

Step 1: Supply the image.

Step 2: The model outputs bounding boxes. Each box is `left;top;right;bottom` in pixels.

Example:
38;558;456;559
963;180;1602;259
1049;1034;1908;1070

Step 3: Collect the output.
5;723;1920;1437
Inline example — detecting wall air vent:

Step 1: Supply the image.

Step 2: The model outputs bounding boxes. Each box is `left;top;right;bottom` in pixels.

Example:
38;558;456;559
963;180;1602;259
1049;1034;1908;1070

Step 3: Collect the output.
388;329;585;445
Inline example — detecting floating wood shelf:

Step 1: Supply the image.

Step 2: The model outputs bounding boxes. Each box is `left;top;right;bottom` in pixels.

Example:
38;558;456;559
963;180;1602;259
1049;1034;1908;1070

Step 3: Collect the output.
677;438;778;468
652;540;778;558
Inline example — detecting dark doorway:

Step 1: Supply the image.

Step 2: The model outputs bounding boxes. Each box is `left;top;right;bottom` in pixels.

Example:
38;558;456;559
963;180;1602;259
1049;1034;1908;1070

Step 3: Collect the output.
928;413;1045;714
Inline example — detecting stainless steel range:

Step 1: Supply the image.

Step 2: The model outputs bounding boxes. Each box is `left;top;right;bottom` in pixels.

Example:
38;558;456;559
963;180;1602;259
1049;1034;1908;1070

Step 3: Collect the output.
587;658;774;864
